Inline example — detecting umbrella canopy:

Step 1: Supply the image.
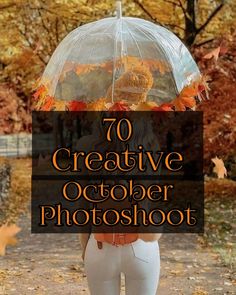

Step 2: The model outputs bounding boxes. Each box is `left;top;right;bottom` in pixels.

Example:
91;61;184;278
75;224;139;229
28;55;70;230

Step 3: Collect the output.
36;2;206;111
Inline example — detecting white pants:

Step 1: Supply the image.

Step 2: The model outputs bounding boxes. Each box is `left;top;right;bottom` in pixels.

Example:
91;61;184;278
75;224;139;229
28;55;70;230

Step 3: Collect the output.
84;235;160;295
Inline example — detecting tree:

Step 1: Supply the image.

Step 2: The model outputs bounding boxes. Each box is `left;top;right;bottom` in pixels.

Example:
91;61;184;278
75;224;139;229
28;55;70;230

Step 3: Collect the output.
0;0;235;110
133;0;235;47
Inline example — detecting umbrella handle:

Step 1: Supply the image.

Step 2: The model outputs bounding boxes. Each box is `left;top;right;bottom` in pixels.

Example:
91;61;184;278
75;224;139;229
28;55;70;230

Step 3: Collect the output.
116;1;122;18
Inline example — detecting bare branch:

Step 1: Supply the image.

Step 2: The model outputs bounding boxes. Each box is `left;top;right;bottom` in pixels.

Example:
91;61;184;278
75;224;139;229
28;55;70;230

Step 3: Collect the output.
0;4;16;10
165;23;185;31
197;1;225;34
194;38;214;48
165;0;180;6
18;27;47;65
133;0;160;24
55;17;59;43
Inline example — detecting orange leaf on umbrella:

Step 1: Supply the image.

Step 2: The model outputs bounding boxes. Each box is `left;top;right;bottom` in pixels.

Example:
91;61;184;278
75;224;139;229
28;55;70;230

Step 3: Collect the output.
33;85;47;100
172;96;196;111
134;101;158;111
87;98;108;111
109;101;131;111
152;103;173;111
41;96;55;111
54;100;67;111
68;100;87;111
180;84;199;97
171;83;198;111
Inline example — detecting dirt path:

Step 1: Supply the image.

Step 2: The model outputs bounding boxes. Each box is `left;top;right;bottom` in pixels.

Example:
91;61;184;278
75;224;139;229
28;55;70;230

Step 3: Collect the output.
0;213;234;295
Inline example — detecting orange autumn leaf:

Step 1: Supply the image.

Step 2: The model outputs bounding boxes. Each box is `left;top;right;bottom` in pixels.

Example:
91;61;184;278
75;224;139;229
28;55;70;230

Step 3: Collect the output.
33;85;47;100
0;224;21;256
109;101;131;111
54;100;67;111
172;96;196;111
142;59;170;74
68;100;87;111
180;84;199;97
171;83;199;111
203;46;221;61
211;156;227;179
87;98;108;111
41;96;55;111
134;101;158;111
75;64;97;76
152;103;173;111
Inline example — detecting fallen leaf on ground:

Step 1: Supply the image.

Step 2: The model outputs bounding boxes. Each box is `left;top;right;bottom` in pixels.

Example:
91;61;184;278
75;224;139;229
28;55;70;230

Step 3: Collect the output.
192;290;208;295
0;224;21;256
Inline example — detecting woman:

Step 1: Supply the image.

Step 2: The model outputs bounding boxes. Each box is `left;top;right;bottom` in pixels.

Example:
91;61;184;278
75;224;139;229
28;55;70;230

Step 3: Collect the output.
81;232;161;295
79;113;162;295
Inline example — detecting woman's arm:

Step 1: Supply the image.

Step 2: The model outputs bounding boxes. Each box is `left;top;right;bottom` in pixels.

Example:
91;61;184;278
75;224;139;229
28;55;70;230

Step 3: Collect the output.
80;233;90;260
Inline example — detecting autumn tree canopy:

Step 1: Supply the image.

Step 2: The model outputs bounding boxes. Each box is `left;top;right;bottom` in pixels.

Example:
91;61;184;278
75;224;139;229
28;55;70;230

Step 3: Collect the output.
0;0;235;101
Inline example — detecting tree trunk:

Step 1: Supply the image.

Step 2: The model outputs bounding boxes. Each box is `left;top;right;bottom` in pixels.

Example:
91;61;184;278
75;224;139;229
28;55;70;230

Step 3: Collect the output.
185;0;197;46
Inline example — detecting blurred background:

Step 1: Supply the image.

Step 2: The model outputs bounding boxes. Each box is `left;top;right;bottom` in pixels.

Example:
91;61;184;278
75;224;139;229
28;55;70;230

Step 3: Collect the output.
0;1;235;294
0;0;235;173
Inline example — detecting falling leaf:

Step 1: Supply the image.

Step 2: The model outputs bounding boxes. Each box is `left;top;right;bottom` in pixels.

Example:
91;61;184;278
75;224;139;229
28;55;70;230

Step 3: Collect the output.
0;224;21;256
211;156;227;179
203;46;221;61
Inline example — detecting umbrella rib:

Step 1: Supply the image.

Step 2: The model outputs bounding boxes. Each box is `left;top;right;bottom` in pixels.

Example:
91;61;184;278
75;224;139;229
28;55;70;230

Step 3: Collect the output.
111;19;121;103
125;20;143;60
86;20;117;63
49;22;104;98
134;22;179;95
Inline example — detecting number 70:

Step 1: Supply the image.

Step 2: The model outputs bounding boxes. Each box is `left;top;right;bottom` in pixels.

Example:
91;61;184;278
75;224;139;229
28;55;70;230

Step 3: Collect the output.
102;118;133;142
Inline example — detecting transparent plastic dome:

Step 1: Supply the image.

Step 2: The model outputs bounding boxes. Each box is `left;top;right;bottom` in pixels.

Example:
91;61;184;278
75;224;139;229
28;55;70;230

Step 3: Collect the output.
40;3;200;106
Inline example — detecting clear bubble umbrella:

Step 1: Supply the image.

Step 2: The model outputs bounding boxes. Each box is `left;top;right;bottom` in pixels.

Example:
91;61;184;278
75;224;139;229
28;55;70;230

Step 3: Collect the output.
35;1;207;111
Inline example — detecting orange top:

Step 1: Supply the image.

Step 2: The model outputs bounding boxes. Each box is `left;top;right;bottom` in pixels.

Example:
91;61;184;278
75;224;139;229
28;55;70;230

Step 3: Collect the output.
94;233;138;246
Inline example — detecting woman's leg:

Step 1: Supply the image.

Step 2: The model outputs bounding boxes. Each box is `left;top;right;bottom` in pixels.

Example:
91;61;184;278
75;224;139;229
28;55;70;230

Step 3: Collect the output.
122;239;160;295
84;235;121;295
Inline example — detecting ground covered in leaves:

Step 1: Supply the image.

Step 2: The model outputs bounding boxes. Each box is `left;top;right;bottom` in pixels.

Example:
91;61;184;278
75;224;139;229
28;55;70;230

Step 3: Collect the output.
0;158;235;295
